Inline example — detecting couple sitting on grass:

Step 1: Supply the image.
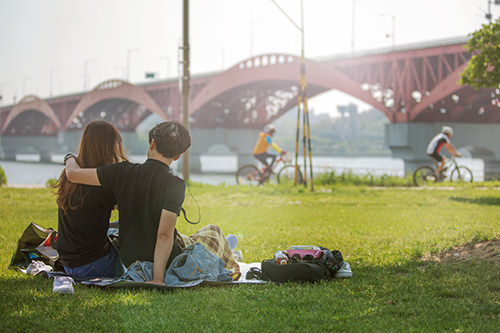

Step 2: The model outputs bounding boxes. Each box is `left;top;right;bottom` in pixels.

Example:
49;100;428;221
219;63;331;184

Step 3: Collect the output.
56;120;240;285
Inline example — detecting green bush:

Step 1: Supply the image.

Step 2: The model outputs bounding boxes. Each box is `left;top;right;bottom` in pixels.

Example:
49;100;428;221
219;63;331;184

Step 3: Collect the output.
315;170;413;187
45;178;57;188
0;165;6;186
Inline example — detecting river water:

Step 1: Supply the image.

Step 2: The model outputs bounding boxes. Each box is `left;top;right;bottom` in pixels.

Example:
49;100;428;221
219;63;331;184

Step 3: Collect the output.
0;154;484;186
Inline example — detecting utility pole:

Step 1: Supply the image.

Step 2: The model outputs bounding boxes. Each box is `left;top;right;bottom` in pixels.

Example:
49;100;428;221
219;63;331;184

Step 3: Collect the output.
270;0;314;191
182;0;191;180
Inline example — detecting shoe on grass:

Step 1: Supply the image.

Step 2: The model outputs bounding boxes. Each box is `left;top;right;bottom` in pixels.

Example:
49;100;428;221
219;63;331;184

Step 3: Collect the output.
232;250;243;262
334;262;352;278
226;234;238;250
53;276;75;294
26;260;53;276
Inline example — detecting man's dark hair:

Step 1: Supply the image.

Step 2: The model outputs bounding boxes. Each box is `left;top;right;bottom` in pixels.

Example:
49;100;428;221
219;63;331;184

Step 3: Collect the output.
148;122;191;158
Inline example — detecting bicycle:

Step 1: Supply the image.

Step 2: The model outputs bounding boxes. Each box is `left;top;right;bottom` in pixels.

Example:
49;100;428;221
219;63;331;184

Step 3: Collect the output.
235;153;304;185
413;157;473;186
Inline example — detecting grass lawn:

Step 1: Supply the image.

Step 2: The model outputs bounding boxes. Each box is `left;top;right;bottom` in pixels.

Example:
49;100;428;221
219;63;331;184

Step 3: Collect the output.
1;184;500;331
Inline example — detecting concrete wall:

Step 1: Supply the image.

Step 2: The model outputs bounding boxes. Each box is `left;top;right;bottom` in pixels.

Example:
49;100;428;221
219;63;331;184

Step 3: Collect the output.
0;128;261;172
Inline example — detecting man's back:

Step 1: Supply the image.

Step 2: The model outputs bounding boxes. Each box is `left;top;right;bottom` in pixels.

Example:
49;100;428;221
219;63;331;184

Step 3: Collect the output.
97;159;185;266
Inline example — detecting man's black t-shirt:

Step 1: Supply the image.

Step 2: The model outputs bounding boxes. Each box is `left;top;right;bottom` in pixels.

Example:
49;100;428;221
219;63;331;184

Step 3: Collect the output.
97;159;185;267
57;186;116;268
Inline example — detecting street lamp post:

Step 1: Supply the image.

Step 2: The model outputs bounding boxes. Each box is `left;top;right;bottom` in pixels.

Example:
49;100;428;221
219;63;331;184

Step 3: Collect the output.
351;0;356;54
381;13;396;49
212;46;225;70
50;68;58;96
83;59;94;90
22;76;30;96
159;57;170;78
115;66;126;80
126;49;139;82
250;19;265;56
270;0;314;191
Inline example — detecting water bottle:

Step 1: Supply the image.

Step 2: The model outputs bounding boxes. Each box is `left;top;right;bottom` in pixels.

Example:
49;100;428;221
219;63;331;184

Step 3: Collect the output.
274;250;289;265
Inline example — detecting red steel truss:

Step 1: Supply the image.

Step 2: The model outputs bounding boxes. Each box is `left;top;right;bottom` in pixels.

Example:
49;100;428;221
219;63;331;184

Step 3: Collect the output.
1;37;498;136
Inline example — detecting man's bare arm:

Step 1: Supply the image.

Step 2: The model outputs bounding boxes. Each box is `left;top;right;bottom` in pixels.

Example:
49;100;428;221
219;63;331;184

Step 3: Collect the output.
65;157;101;186
147;209;177;285
444;143;460;157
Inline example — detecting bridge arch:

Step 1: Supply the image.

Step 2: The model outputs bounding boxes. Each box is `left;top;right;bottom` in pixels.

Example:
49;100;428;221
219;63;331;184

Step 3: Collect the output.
64;79;166;130
1;95;61;134
190;53;391;128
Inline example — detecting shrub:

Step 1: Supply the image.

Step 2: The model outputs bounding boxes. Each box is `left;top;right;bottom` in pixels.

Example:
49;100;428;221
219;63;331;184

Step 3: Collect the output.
0;165;7;186
46;178;57;188
315;170;413;187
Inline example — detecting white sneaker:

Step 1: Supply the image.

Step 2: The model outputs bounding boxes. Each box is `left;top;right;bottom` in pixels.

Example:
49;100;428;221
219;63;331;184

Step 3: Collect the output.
232;250;243;262
26;260;53;276
226;234;238;250
334;262;352;278
53;276;75;294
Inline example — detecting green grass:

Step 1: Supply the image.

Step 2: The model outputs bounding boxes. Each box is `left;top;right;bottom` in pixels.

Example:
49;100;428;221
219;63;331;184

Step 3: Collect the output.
1;184;500;331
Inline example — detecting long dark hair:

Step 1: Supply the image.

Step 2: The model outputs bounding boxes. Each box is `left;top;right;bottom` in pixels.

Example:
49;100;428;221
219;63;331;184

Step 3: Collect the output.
56;120;128;212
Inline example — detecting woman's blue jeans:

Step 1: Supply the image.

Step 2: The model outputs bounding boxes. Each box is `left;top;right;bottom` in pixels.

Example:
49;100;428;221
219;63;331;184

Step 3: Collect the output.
63;246;121;280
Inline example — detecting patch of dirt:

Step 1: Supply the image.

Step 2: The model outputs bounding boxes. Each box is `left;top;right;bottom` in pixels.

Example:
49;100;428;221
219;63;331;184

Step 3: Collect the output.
421;239;500;264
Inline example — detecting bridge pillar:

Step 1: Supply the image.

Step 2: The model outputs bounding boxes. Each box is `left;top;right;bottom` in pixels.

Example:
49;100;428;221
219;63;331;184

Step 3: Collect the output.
189;128;260;171
184;153;202;173
0;135;59;163
39;151;53;163
120;131;148;155
385;122;500;179
1;149;16;161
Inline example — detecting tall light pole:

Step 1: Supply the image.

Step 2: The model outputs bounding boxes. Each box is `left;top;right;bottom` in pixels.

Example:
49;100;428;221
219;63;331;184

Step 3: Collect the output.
212;46;225;70
83;59;94;90
381;13;396;49
351;0;356;54
50;68;58;96
0;83;4;106
115;66;126;80
159;57;170;78
126;48;139;82
22;76;30;96
270;0;314;190
181;0;191;180
250;19;265;56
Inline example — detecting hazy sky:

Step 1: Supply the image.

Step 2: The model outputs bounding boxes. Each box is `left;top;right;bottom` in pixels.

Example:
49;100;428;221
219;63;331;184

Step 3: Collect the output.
0;0;498;116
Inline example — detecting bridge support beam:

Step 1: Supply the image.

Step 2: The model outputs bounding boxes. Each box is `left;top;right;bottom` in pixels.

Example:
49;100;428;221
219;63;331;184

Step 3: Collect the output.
1;150;16;161
39;151;53;163
385;122;500;179
190;128;260;172
0;136;59;163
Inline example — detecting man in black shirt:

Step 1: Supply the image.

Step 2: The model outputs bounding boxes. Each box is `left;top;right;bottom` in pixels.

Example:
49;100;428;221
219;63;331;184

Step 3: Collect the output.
65;121;191;285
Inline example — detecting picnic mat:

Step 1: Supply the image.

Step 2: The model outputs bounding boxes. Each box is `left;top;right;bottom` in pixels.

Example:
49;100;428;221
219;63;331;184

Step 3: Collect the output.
78;262;267;290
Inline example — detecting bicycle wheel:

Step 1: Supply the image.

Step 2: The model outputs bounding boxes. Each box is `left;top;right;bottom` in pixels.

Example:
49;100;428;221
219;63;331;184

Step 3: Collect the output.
277;165;304;185
413;166;437;186
236;165;262;185
450;166;473;183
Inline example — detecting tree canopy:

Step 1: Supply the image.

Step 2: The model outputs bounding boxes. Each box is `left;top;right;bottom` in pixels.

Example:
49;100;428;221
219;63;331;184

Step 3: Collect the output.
460;18;500;89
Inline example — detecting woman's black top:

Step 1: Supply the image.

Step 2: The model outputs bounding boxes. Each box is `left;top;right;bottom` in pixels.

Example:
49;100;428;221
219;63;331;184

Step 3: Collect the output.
56;185;116;268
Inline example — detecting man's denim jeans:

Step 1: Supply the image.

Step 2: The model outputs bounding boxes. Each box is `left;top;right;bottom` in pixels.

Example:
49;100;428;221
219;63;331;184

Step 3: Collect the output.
63;246;120;280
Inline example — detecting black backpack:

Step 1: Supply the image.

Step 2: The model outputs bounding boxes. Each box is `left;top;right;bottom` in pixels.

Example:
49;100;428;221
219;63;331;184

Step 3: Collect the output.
248;247;344;283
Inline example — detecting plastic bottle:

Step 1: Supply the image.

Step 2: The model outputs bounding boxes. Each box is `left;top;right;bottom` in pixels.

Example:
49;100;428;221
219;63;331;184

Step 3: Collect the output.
274;250;289;265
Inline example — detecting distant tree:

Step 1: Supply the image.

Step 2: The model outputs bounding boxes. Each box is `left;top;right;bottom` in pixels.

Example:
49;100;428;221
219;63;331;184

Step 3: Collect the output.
460;18;500;89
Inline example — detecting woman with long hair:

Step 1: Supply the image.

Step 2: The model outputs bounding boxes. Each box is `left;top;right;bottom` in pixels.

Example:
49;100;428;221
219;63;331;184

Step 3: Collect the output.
55;120;128;280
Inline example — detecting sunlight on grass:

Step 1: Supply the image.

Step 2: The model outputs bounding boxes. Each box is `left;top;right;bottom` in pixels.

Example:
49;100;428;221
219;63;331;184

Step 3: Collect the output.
1;184;500;330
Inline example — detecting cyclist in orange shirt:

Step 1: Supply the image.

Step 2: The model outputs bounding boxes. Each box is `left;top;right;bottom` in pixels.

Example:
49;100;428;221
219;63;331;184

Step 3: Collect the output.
253;124;286;175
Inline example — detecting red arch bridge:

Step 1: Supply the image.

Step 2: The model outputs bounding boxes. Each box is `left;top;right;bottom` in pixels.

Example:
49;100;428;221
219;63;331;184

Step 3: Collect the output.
1;36;500;176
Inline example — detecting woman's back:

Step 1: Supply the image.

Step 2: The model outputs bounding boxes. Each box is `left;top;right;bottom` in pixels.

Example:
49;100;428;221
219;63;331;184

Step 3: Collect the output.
56;185;116;268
